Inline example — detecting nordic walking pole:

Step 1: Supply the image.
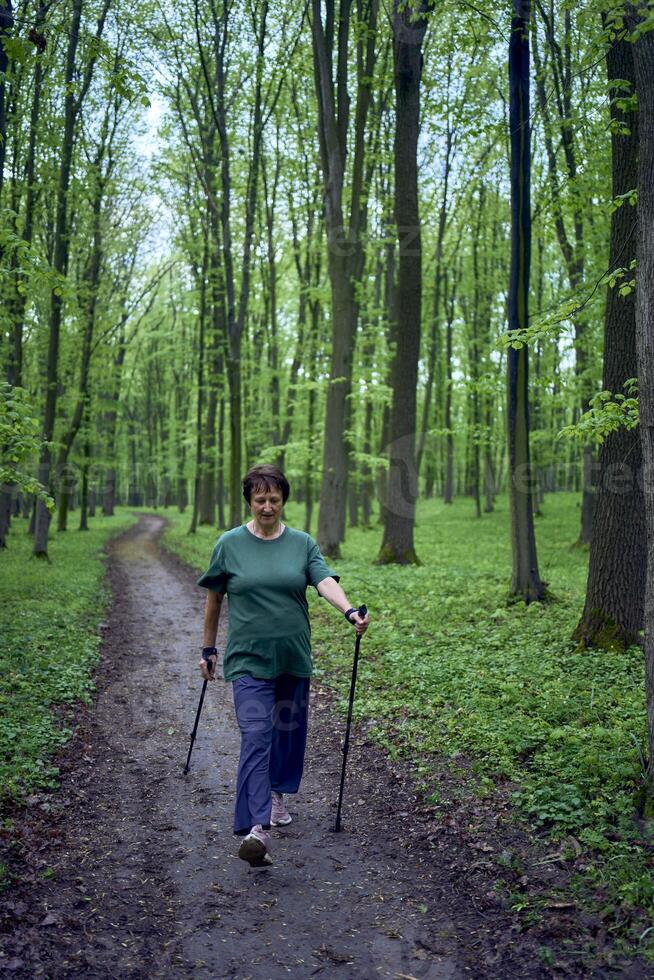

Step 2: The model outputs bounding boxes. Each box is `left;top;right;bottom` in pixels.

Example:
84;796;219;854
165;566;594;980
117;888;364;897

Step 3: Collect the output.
183;653;215;775
334;604;367;832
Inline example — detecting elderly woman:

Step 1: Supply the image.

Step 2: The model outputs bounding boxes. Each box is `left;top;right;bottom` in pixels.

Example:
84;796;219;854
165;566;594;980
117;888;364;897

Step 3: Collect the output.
197;464;370;868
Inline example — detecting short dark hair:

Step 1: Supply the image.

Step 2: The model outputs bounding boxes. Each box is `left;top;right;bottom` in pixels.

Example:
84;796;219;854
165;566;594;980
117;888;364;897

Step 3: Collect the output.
242;465;290;505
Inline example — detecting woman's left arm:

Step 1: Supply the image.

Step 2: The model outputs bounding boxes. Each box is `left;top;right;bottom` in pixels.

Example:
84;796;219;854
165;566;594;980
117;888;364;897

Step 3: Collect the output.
316;577;370;634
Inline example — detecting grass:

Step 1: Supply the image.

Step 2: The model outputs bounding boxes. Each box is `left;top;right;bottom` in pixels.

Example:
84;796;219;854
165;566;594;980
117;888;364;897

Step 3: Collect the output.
0;508;138;810
163;492;654;950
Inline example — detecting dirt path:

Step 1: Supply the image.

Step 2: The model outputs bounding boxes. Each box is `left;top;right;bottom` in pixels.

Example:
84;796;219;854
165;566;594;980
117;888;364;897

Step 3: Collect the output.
1;516;636;978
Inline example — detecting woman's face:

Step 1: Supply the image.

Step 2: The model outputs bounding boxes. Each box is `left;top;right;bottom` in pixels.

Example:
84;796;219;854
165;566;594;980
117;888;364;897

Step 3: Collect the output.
249;483;284;525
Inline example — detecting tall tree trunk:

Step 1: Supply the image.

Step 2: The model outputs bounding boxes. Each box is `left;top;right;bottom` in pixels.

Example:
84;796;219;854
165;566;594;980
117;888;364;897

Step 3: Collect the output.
209;1;268;527
361;254;383;527
533;15;594;545
145;363;157;506
482;213;499;514
507;0;545;601
483;399;496;512
79;412;90;531
304;282;321;535
348;457;358;528
573;28;645;650
629;3;654;787
466;190;486;519
1;39;30;545
280;302;306;467
443;270;456;504
127;413;140;505
217;392;225;528
189;231;210;534
33;0;110;556
377;233;396;520
7;1;44;391
175;369;189;513
417;115;453;477
0;1;13;205
199;387;217;524
280;189;313;468
312;0;379;557
377;0;430;565
361;396;374;526
263;135;281;453
199;144;224;525
33;0;84;556
57;117;109;531
102;317;127;517
172;300;190;514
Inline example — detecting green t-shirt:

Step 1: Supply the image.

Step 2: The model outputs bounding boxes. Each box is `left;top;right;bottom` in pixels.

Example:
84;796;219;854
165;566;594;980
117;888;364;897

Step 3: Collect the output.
196;525;339;681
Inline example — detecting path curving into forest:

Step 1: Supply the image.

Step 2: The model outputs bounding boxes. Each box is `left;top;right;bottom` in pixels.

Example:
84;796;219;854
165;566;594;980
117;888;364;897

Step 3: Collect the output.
2;516;600;978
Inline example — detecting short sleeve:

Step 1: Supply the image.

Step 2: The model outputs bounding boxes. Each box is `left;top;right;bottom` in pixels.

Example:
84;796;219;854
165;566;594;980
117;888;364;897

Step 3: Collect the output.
197;538;228;593
306;535;340;590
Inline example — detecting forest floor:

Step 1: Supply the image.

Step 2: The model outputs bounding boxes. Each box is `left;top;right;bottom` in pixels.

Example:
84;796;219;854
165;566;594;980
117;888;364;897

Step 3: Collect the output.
0;513;651;978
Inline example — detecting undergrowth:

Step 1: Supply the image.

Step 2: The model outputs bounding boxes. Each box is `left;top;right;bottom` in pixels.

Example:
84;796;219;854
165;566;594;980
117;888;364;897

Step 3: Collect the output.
0;509;137;810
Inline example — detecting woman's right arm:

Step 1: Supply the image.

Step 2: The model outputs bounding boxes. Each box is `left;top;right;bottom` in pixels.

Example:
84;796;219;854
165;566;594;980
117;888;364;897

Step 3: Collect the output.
199;590;224;680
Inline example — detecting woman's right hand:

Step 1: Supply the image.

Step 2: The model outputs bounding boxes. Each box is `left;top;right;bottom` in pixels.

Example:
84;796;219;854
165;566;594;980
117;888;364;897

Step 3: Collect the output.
349;609;370;635
199;654;218;681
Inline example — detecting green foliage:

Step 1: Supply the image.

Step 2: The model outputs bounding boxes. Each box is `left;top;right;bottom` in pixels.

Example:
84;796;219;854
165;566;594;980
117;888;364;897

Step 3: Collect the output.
602;5;654;44
1;36;37;66
0;384;53;509
497;296;580;350
559;380;639;445
604;259;637;298
498;255;636;354
0;511;137;807
107;59;151;108
608;189;637;213
0;210;68;296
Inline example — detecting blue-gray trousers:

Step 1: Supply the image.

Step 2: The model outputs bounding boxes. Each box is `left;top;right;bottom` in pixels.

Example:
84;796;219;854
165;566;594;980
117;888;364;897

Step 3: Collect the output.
232;673;310;836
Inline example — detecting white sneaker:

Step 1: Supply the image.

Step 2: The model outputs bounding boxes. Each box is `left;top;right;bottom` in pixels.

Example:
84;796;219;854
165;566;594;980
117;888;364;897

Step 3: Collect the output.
271;791;292;826
238;825;273;867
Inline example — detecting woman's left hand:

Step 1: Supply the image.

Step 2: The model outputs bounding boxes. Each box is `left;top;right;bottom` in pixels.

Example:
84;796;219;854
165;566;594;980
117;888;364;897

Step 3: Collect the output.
349;609;370;635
